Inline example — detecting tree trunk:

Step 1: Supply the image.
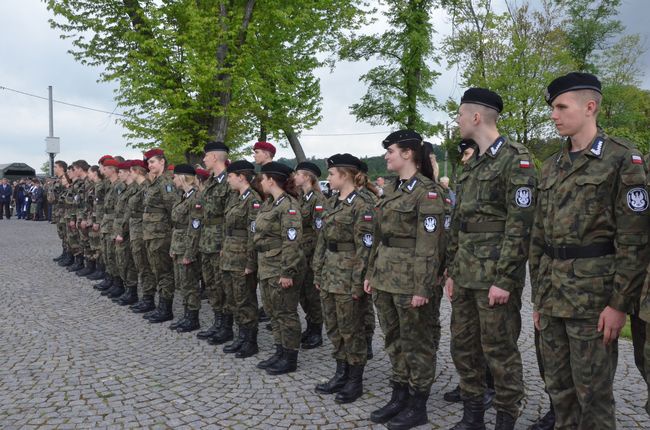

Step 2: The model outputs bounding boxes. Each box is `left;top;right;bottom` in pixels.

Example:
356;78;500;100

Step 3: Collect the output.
284;127;306;162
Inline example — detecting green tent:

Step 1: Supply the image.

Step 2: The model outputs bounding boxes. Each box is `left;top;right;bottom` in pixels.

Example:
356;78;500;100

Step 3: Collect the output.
0;163;36;180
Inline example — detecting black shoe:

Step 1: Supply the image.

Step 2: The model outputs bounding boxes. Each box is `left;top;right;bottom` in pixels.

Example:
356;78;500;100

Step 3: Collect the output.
235;328;259;358
528;408;555;430
315;360;349;394
258;307;270;322
444;385;462;403
102;281;121;297
494;411;516;430
59;252;74;267
116;286;138;306
87;262;105;280
366;336;374;360
169;309;189;330
148;298;174;323
196;310;223;340
386;389;429;430
76;259;95;277
176;310;200;333
93;275;113;290
301;322;323;350
208;314;233;345
370;382;410;424
450;397;486;430
224;328;246;354
266;348;298;375
335;364;364;404
53;249;66;262
106;278;124;298
257;344;283;369
67;255;85;272
131;296;156;313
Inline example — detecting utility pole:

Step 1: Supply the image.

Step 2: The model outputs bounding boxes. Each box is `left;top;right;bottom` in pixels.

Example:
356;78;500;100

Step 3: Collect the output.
45;85;60;176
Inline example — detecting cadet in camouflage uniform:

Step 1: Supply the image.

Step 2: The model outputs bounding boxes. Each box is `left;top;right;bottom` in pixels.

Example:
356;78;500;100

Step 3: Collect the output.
51;160;69;263
444;89;536;429
98;159;126;297
194;142;233;342
142;149;179;324
529;73;650;429
77;164;102;278
56;173;74;267
365;130;446;430
128;160;157;313
293;161;326;350
68;160;91;273
87;159;112;280
62;163;83;269
253;162;305;375
167;165;202;332
313;154;374;404
111;161;139;304
221;160;262;358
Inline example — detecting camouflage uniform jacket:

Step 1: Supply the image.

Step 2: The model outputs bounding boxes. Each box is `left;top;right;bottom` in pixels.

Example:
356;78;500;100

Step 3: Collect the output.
446;136;537;292
299;189;327;262
63;186;76;223
367;172;446;298
313;190;375;297
530;132;650;319
113;182;138;239
142;173;178;241
221;187;262;273
253;193;304;281
69;178;86;223
170;187;201;261
196;171;231;254
127;181;147;241
92;179;109;225
101;181;125;235
48;179;65;221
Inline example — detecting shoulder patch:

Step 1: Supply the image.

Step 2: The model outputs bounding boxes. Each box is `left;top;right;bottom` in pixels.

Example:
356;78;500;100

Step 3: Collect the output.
362;233;373;248
631;155;643;165
314;205;324;212
627;188;649;212
423;216;437;232
515;187;532;208
287;227;298;241
252;201;261;209
519;160;531;168
427;191;438;199
363;213;373;222
165;184;174;193
191;219;201;229
288;208;297;215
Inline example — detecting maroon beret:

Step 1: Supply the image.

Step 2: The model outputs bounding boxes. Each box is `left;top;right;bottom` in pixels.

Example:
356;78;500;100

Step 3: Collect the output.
253;141;276;156
143;148;165;160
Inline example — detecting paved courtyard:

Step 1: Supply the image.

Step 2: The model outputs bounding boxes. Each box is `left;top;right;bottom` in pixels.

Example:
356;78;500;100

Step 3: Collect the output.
0;219;648;429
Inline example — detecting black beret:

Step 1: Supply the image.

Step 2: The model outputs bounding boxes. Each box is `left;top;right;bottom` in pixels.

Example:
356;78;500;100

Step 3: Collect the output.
295;161;321;178
173;164;196;175
261;161;293;179
359;160;368;174
545;72;602;105
327;153;363;170
458;138;477;153
460;88;503;113
226;160;255;174
204;140;229;153
423;141;434;152
382;130;423;149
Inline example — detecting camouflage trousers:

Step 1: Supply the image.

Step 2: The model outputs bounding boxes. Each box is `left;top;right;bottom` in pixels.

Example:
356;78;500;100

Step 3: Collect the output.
321;290;366;365
78;226;92;259
431;285;443;353
373;289;437;392
261;276;302;350
130;237;156;299
172;258;201;311
201;252;228;313
115;239;137;288
102;233;117;277
223;270;258;329
645;323;650;415
631;312;647;380
450;286;523;418
88;227;103;261
299;263;323;325
145;236;174;300
66;222;81;255
362;294;375;338
56;219;66;247
539;315;617;429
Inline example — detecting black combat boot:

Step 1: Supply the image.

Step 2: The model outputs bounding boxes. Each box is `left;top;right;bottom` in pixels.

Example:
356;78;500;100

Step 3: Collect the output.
67;255;85;272
93;274;112;290
196;310;223;340
87;262;105;280
105;277;124;298
53;248;66;262
386;389;430;430
176;310;200;333
236;328;259;358
58;252;74;267
266;348;298;375
169;308;189;330
370;382;410;424
528;406;554;430
334;364;364;404
116;286;138;306
111;279;129;302
301;322;323;349
444;385;462;402
148;298;174;323
224;328;246;353
450;397;486;430
76;259;95;277
258;307;270;322
257;344;283;369
131;296;156;313
366;336;374;360
315;360;349;394
208;314;233;345
494;411;516;430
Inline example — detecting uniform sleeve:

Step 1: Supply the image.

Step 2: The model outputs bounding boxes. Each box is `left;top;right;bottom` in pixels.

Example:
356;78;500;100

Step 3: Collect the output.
414;187;445;298
163;180;180;214
93;184;106;224
184;195;202;262
495;154;537;292
609;150;650;313
351;201;375;297
280;204;303;279
246;199;261;272
445;186;461;279
312;226;326;286
528;163;548;309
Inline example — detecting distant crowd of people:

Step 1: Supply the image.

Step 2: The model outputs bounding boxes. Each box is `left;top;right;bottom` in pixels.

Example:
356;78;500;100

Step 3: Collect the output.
0;176;56;221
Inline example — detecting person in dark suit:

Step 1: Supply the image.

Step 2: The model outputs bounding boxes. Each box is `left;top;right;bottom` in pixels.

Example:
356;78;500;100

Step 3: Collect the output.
0;178;12;219
31;179;44;221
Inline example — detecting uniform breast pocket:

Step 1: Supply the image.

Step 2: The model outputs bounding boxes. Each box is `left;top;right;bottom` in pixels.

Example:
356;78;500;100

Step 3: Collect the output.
575;175;609;215
334;214;354;239
391;203;416;235
477;169;502;202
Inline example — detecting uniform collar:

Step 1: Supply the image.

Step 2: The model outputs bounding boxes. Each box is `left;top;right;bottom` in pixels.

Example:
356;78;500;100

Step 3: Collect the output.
399;175;419;194
304;190;314;202
556;133;606;165
241;188;252;200
342;190;358;205
184;188;196;198
274;193;287;206
486;136;506;158
216;172;226;184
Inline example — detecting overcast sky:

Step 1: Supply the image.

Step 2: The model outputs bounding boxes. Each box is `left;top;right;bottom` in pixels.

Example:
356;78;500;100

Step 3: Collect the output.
1;0;648;171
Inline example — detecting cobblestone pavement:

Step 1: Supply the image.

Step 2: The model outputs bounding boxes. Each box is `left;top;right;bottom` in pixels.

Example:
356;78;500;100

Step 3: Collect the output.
0;219;648;429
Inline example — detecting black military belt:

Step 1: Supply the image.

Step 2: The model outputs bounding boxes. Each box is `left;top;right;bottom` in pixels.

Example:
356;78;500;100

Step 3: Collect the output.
226;228;248;238
173;224;186;229
381;237;416;248
327;241;355;252
543;242;615;260
255;240;283;252
144;207;166;213
204;217;224;226
460;221;505;233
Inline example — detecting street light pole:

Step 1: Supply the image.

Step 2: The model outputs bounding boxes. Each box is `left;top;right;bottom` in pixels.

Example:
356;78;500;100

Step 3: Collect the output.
45;86;60;175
